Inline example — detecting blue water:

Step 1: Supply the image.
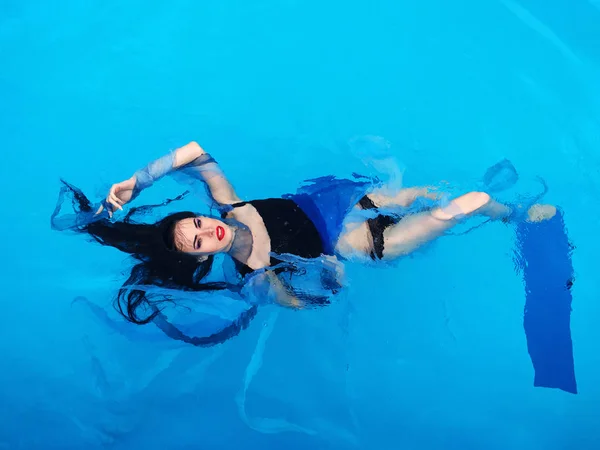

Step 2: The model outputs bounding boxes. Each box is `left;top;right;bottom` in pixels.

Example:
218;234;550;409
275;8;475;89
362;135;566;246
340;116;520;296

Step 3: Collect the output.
2;0;600;448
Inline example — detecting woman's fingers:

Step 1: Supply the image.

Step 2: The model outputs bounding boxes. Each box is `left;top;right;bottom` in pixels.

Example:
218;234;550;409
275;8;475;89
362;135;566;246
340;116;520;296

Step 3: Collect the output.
104;189;123;211
100;181;132;218
96;203;113;218
110;194;124;206
108;197;123;211
109;186;124;201
108;190;124;209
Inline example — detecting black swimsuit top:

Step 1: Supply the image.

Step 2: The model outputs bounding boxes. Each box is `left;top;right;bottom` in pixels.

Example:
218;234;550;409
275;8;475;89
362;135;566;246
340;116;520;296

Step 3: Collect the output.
226;198;325;276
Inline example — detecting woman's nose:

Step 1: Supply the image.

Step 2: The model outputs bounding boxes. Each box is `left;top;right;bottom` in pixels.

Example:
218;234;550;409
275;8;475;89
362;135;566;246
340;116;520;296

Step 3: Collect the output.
199;227;214;238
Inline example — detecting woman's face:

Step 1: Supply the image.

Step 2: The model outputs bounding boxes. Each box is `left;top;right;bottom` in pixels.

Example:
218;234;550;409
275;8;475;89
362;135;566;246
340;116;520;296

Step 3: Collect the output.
173;216;233;255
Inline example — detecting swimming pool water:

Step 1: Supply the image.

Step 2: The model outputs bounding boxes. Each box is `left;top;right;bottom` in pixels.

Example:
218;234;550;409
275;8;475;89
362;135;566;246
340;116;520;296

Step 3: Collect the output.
2;0;600;448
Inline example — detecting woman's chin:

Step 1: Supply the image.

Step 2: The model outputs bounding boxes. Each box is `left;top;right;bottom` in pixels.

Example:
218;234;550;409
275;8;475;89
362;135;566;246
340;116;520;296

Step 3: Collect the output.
222;236;235;253
223;226;234;245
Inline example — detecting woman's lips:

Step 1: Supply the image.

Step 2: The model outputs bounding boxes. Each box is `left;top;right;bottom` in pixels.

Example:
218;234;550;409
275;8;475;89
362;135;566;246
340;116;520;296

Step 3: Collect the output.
216;226;224;241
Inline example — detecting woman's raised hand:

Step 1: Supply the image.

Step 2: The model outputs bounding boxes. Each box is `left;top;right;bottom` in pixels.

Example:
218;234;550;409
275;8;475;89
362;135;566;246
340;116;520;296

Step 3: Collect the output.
95;176;137;217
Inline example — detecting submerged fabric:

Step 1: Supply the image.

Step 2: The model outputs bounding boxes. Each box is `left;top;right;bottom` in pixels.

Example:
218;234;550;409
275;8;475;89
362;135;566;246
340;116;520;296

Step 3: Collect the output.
133;151;176;194
481;159;519;193
515;210;577;394
283;176;372;255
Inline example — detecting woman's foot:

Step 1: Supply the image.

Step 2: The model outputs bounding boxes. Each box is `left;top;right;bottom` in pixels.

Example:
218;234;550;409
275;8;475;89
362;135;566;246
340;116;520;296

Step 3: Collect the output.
526;204;557;222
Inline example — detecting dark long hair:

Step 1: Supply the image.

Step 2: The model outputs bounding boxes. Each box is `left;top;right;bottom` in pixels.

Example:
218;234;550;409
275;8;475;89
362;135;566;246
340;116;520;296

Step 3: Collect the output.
86;211;232;325
55;180;240;327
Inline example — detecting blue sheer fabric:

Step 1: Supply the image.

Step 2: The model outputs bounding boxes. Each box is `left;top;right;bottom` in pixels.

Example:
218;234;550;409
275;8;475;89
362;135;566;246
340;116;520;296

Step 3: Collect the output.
283;176;372;255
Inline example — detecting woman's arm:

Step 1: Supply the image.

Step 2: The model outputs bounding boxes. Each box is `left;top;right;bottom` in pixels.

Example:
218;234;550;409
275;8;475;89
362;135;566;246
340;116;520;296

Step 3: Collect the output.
242;268;305;309
264;271;304;309
101;141;240;213
172;141;241;205
257;254;345;309
252;266;342;310
366;186;442;208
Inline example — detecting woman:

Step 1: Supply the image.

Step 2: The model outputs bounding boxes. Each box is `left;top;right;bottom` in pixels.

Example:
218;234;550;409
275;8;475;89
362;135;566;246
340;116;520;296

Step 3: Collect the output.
52;141;554;345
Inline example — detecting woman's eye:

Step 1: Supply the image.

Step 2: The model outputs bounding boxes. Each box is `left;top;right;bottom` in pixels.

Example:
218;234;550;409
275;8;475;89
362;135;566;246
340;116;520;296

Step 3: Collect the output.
195;238;202;250
196;219;202;228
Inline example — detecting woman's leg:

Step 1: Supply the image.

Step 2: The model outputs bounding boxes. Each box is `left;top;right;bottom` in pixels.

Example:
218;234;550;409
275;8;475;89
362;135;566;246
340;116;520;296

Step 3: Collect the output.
366;185;441;208
336;191;495;260
336;183;559;261
381;198;557;259
380;192;502;259
336;190;557;261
